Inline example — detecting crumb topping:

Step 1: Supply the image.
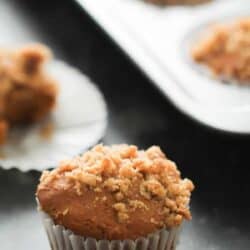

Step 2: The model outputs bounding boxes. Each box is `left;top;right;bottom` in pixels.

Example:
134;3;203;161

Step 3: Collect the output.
62;208;69;216
192;18;250;83
39;144;194;228
129;200;149;211
113;203;129;222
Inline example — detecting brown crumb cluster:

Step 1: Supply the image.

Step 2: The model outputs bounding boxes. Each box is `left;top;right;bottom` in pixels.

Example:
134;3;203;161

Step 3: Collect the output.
0;44;58;144
145;0;211;6
192;18;250;83
37;144;194;240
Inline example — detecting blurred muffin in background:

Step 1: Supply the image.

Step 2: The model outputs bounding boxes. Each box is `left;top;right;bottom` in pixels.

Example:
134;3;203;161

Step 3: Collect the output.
0;120;8;145
192;18;250;84
0;44;58;144
36;144;194;250
145;0;211;6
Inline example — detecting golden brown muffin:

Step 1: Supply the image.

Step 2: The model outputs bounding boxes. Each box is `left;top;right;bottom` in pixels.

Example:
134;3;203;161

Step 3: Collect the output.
37;144;194;240
145;0;211;6
192;18;250;83
0;44;58;142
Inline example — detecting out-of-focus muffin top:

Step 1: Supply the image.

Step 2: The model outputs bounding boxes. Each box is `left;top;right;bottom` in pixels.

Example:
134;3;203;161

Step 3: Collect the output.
0;44;58;144
192;18;250;83
37;144;194;240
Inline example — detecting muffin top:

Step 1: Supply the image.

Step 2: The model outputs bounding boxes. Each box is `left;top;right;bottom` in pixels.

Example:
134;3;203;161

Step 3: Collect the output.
192;18;250;83
37;144;194;240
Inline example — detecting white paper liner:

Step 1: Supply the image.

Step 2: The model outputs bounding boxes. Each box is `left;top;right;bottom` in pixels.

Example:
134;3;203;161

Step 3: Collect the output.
39;210;180;250
0;60;107;171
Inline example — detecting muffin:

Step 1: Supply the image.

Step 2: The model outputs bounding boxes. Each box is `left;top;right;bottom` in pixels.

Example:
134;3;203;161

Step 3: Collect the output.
36;144;194;250
192;18;250;84
0;44;58;144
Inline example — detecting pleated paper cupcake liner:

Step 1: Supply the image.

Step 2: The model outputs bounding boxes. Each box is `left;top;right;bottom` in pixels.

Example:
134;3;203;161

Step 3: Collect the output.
39;210;180;250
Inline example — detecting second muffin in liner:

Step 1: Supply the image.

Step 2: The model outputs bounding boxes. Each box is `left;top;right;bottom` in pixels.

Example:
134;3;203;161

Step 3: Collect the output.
36;144;194;250
39;208;180;250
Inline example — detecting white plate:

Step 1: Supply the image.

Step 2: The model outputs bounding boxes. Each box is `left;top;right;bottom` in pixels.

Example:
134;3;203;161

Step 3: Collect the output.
75;0;250;134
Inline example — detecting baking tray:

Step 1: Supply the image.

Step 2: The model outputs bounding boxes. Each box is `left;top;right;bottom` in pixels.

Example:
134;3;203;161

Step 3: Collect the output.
74;0;250;134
